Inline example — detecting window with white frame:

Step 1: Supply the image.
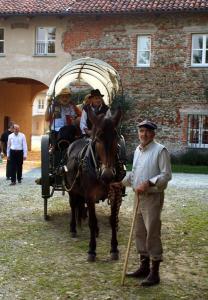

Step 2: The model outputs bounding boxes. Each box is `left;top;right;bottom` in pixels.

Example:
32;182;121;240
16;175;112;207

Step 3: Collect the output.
191;34;208;66
136;35;151;67
0;28;4;54
38;98;44;110
188;114;208;148
35;27;56;55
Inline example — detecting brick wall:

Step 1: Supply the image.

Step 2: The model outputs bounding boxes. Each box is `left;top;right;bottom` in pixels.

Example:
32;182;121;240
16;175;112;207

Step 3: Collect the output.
63;13;208;157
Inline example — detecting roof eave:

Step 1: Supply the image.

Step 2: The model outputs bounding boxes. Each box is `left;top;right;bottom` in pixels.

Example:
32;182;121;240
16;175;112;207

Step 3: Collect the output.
0;8;208;18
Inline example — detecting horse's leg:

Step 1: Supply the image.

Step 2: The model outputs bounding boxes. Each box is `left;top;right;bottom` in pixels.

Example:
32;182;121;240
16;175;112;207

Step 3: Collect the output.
78;196;88;221
87;200;97;262
110;195;121;260
69;193;77;238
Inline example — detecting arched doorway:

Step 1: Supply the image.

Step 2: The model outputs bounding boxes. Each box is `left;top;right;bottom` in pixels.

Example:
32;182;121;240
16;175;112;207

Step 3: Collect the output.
0;77;48;150
31;90;48;151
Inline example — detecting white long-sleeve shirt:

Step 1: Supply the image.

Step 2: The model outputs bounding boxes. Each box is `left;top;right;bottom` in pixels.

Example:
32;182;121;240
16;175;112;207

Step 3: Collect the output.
80;106;111;134
7;132;28;158
122;140;172;193
51;104;79;131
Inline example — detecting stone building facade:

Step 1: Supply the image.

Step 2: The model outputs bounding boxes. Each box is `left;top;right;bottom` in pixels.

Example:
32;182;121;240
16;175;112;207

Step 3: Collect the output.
0;1;207;155
63;13;208;156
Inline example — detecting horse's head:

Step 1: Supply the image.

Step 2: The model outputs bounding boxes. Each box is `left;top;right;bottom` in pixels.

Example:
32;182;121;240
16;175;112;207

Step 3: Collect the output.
88;107;122;184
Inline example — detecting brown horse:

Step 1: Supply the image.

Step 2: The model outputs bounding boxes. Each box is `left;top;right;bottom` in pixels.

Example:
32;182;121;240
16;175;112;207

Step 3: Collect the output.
65;108;123;261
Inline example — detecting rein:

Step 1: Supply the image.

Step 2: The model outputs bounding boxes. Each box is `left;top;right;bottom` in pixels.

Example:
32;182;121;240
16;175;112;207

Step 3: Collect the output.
89;140;100;177
62;129;120;192
62;138;102;192
62;160;82;192
62;142;89;192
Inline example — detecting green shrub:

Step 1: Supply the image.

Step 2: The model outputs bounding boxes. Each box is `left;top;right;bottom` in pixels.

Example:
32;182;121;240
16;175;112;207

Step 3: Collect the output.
172;164;208;174
171;149;208;166
110;94;131;112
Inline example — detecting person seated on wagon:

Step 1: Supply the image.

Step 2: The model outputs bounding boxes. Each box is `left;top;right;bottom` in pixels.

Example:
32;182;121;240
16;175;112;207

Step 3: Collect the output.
80;89;126;186
80;89;111;137
77;93;92;111
45;87;81;146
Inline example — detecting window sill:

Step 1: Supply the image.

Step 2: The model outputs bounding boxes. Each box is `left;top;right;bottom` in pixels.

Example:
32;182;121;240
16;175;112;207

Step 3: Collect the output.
0;54;5;57
188;145;208;149
136;65;150;68
33;54;56;57
191;65;208;68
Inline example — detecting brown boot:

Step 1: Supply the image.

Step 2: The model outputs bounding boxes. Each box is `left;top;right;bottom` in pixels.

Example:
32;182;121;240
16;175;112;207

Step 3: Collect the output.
141;260;161;286
126;255;150;278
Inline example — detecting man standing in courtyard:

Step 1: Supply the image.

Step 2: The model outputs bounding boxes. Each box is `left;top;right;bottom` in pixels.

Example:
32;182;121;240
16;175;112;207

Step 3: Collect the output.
113;120;172;286
7;124;27;185
0;121;14;180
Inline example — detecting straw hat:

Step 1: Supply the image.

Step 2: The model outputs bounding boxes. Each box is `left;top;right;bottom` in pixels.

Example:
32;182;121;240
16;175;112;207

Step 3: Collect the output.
58;87;72;96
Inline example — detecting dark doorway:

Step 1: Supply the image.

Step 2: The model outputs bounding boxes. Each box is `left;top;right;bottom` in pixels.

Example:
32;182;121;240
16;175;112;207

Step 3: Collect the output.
4;116;10;131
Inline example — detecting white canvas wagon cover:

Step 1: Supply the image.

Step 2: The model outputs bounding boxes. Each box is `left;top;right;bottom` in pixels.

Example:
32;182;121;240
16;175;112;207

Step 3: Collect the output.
46;57;121;105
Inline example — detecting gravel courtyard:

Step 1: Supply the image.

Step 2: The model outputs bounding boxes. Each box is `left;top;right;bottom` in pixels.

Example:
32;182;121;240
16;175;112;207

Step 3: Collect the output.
0;159;207;299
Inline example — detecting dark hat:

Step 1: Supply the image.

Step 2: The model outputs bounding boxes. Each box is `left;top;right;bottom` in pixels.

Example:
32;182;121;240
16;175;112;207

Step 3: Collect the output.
89;89;104;98
138;120;157;130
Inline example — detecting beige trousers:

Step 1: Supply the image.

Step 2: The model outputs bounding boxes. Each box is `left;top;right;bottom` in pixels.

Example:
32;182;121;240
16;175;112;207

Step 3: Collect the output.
134;192;164;261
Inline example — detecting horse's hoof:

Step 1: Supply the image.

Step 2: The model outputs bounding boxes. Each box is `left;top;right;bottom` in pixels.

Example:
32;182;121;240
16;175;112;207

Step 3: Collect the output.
111;252;119;260
44;215;50;221
87;254;96;262
71;232;77;238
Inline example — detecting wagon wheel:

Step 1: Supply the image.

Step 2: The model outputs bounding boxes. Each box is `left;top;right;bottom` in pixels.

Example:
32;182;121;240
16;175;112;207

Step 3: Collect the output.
41;135;50;220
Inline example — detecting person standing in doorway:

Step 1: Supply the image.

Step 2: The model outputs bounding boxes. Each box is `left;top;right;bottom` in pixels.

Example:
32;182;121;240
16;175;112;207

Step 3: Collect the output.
7;124;28;185
0;122;14;180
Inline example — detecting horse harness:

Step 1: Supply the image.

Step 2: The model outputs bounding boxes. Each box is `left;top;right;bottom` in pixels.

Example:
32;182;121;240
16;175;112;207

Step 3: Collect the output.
61;138;106;191
61;136;124;193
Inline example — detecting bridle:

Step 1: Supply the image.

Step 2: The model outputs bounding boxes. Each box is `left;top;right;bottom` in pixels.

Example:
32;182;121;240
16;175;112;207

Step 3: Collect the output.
89;130;118;180
89;140;101;178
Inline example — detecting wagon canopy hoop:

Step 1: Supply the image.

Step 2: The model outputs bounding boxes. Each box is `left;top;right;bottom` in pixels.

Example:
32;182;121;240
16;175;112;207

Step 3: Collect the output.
46;57;122;105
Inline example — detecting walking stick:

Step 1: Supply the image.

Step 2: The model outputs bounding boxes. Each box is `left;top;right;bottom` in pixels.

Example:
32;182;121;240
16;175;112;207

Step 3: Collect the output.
121;194;140;286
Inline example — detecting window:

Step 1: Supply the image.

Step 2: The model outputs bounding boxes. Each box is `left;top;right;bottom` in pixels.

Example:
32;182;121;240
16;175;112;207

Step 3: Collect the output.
0;28;4;54
38;99;44;110
191;34;208;66
35;27;56;55
188;115;208;148
136;35;151;67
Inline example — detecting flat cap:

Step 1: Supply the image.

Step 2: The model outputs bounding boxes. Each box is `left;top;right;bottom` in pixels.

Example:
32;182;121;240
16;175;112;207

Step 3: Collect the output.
138;120;157;130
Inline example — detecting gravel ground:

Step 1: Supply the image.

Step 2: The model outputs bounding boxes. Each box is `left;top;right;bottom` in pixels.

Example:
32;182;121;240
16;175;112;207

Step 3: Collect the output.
0;159;207;299
1;160;208;189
